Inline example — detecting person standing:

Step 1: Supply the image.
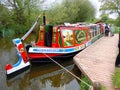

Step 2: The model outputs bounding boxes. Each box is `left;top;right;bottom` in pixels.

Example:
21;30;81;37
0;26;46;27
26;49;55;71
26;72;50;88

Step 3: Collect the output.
110;24;114;36
105;23;110;36
115;32;120;67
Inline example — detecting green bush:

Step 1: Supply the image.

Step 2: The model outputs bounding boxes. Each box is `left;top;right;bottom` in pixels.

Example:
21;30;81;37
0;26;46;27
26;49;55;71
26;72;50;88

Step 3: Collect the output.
114;26;120;33
0;28;15;37
113;68;120;89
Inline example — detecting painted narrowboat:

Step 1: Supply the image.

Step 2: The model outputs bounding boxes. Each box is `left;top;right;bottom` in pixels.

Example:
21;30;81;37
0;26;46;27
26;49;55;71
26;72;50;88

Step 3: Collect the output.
25;22;104;62
5;15;104;78
26;24;91;62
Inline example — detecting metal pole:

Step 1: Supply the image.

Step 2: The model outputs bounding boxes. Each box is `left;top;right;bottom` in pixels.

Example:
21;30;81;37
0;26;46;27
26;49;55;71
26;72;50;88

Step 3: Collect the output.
43;12;46;25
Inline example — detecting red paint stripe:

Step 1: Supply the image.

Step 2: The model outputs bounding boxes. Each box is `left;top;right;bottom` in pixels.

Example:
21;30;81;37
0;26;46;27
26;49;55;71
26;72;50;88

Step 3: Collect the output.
28;53;62;59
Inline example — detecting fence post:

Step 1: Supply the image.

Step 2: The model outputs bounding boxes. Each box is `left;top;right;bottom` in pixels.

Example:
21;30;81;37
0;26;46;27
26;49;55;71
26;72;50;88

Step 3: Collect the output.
93;82;102;90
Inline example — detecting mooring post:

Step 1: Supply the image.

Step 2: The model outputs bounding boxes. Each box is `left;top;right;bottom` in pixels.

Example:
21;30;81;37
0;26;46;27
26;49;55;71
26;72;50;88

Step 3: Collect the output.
93;82;102;90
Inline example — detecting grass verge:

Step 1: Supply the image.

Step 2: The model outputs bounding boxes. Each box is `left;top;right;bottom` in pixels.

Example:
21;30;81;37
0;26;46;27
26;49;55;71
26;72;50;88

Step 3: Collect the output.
113;67;120;89
80;75;92;90
80;75;107;90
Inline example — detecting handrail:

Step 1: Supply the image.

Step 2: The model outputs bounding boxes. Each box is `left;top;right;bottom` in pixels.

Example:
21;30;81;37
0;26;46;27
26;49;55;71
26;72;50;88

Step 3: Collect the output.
21;15;41;41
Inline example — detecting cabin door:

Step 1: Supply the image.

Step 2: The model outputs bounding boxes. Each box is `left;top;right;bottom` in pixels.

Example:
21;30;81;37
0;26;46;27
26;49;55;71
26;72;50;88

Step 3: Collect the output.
44;25;53;47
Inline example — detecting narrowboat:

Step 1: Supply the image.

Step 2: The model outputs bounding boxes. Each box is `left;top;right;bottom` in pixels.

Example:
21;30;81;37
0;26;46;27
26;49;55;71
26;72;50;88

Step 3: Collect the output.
8;16;104;63
26;24;91;62
5;15;104;78
24;22;104;62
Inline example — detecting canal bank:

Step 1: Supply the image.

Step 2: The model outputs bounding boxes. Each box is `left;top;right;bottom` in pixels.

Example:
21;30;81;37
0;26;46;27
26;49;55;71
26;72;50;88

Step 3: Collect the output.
73;34;118;90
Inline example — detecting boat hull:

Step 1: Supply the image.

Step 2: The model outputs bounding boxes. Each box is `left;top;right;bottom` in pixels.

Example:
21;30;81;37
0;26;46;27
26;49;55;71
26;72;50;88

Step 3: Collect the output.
28;50;81;62
6;52;31;79
27;40;90;62
7;64;30;79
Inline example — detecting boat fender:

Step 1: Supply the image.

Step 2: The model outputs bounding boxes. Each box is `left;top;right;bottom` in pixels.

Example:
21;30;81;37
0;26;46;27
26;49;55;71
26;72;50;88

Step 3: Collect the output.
6;64;12;70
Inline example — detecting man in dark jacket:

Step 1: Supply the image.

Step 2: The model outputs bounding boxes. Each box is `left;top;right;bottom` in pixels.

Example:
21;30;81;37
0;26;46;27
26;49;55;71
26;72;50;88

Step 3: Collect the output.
105;23;109;36
115;32;120;67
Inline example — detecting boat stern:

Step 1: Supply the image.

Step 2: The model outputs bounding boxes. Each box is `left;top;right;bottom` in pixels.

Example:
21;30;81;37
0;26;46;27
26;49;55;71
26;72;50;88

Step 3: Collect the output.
5;38;30;79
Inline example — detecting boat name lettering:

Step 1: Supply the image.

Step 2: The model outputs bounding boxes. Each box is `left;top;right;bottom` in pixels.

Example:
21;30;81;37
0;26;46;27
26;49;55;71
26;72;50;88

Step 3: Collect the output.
33;48;59;52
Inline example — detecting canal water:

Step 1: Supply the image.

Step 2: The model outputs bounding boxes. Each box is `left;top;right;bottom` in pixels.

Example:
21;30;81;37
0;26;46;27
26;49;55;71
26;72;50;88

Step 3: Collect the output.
0;36;81;90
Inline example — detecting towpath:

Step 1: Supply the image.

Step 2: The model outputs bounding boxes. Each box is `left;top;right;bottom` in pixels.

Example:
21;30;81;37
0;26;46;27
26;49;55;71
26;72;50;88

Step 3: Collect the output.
73;34;119;90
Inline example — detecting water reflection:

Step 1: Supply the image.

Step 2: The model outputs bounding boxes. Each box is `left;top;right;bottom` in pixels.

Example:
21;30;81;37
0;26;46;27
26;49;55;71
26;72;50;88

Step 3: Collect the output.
0;36;81;90
6;61;81;90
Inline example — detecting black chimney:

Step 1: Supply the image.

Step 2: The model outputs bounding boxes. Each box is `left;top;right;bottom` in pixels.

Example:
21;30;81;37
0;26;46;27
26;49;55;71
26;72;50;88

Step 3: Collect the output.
43;12;46;25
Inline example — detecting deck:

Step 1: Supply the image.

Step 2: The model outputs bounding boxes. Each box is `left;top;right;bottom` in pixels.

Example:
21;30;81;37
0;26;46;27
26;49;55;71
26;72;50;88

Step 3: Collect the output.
73;34;119;90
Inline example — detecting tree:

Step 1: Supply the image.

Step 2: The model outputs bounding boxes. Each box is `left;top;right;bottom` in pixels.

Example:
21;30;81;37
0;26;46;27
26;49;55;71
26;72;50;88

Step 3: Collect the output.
46;0;95;24
99;0;120;18
0;3;10;29
99;0;120;26
0;2;13;37
115;16;120;26
75;0;95;22
0;0;42;34
100;14;109;22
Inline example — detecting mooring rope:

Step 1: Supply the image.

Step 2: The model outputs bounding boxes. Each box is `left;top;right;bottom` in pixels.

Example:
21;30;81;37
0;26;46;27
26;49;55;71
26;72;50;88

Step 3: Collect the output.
43;53;93;89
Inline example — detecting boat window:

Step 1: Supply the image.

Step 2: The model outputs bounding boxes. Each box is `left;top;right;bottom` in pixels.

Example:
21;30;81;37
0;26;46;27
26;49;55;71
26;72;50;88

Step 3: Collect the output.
90;26;94;37
95;27;97;36
62;30;74;47
90;25;100;37
75;30;86;44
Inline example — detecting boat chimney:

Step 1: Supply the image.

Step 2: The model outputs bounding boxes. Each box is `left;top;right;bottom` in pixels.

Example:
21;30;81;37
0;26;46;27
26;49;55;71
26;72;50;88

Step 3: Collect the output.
43;12;46;25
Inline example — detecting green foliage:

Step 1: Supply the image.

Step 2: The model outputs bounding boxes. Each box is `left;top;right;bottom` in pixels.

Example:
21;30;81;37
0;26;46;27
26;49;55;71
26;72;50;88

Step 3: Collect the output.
47;0;95;24
0;0;42;37
99;0;120;25
99;0;120;15
102;86;106;90
100;14;120;28
75;0;95;22
80;75;92;90
115;16;120;27
0;0;95;37
0;4;11;30
114;26;120;33
0;28;15;37
80;75;106;90
101;14;109;22
113;68;120;89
